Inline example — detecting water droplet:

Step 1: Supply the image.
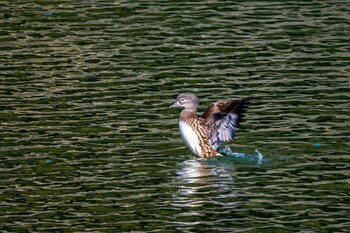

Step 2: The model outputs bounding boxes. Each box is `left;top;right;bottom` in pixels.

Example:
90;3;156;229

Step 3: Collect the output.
43;11;53;16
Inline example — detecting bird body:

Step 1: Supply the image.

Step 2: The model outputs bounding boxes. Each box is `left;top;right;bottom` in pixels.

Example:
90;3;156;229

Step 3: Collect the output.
170;93;252;159
179;110;221;158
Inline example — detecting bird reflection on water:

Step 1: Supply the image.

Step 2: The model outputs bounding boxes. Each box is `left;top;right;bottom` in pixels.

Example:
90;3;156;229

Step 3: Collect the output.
172;159;239;209
172;146;266;208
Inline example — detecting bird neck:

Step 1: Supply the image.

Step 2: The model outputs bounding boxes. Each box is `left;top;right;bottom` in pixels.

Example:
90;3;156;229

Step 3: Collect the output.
182;108;197;114
180;108;197;122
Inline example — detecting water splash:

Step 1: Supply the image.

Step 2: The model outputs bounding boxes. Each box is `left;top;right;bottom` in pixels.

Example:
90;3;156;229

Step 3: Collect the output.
218;145;265;165
179;146;265;165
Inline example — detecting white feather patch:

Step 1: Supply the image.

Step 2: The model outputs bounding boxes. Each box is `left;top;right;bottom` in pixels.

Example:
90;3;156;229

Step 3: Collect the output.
179;121;201;156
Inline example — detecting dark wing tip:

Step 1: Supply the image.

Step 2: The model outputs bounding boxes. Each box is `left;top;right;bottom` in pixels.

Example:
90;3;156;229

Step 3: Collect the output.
230;96;253;124
240;96;254;106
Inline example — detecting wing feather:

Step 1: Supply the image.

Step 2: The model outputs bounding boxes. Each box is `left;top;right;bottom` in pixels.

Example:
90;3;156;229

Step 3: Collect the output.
201;97;252;150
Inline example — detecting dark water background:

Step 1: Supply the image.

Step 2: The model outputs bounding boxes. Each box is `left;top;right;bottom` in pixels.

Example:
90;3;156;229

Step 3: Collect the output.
1;0;349;232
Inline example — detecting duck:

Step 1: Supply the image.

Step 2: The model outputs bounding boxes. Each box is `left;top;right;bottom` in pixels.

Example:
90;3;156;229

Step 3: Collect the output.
170;93;252;158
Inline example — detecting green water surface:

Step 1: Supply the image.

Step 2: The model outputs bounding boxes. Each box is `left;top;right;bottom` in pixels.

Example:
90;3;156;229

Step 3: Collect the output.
0;0;349;232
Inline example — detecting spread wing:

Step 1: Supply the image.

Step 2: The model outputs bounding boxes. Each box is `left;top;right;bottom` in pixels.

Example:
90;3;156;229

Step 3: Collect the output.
201;97;252;150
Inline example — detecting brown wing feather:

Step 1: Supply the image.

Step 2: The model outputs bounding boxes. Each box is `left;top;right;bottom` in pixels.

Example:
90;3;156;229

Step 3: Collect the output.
201;101;224;119
201;97;252;121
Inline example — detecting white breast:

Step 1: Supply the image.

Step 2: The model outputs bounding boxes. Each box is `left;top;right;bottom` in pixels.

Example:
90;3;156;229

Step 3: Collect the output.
179;121;201;156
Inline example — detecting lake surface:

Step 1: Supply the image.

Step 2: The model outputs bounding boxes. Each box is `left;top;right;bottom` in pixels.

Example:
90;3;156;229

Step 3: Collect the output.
1;0;349;232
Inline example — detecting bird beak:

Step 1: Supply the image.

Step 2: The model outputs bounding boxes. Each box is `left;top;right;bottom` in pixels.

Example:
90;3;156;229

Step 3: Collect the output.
170;101;180;108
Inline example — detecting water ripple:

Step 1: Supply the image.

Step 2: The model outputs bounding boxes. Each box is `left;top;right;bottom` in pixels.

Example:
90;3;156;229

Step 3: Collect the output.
0;0;349;232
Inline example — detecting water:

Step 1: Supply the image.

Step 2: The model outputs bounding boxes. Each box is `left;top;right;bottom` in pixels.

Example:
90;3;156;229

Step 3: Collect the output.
1;0;349;232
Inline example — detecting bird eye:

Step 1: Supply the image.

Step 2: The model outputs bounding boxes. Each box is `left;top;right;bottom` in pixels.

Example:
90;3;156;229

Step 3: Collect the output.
180;98;185;102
